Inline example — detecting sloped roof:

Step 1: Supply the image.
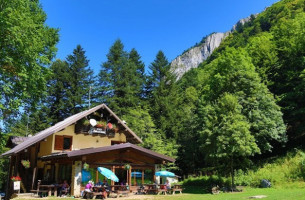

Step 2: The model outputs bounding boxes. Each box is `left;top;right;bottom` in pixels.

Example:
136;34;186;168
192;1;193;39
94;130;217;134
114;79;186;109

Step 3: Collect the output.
40;143;175;163
6;136;28;148
2;104;142;157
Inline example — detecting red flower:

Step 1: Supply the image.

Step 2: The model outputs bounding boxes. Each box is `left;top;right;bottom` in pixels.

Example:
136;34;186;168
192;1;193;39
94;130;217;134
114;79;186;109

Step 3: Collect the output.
11;176;21;181
107;123;113;129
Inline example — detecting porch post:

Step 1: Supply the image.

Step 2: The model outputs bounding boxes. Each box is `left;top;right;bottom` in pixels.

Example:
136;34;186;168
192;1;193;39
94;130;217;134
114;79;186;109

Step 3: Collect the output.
14;154;19;176
128;166;131;186
141;170;144;184
153;165;156;184
133;170;135;186
31;167;37;190
55;163;59;182
71;161;82;197
5;156;13;200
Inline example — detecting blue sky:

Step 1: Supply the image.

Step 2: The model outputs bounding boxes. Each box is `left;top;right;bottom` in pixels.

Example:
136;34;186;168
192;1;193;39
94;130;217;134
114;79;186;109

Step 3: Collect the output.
41;0;279;74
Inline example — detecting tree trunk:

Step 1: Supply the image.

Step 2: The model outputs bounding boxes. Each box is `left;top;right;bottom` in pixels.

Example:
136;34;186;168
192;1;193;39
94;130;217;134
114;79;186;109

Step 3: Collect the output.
231;157;234;192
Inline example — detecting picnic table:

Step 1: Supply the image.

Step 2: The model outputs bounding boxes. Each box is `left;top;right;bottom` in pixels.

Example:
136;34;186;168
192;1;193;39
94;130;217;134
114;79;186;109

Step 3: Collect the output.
110;185;129;198
32;184;57;197
143;184;169;195
144;184;158;194
171;184;183;195
157;184;168;195
84;186;108;199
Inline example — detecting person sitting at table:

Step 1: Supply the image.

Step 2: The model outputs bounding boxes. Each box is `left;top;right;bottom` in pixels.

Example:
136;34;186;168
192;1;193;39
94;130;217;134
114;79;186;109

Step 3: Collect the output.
59;180;70;197
165;180;171;190
102;179;108;187
95;179;102;186
85;181;93;192
101;179;109;199
81;181;93;198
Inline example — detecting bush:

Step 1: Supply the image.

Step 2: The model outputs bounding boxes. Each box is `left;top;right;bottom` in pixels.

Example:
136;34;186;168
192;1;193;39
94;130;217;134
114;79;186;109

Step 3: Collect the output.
182;175;231;192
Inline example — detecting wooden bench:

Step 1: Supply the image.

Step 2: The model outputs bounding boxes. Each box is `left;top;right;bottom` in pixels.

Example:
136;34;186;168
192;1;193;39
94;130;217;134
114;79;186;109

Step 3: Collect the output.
84;191;106;199
157;188;168;195
30;189;49;197
30;181;49;197
172;185;183;195
145;188;158;194
114;190;129;198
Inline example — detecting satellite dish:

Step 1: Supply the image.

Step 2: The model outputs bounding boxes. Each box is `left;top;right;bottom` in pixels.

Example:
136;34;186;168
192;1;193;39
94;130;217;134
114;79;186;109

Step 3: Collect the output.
89;119;97;126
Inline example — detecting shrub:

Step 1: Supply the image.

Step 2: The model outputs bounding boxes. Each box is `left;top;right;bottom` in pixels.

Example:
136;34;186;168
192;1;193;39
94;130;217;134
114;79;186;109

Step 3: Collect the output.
182;175;231;192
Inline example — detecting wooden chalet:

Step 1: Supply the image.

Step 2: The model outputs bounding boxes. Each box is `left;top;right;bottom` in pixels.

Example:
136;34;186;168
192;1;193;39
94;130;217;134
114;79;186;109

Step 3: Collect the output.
2;104;175;198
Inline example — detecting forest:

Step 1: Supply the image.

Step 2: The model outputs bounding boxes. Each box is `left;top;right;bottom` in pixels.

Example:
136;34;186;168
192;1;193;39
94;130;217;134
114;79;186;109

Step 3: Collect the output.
1;0;305;190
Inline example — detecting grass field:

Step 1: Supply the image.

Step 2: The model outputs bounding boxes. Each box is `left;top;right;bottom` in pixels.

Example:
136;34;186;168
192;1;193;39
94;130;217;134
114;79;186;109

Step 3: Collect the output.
16;187;305;200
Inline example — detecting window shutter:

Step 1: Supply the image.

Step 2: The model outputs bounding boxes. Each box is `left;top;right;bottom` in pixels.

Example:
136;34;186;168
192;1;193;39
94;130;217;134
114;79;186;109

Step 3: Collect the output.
54;135;64;150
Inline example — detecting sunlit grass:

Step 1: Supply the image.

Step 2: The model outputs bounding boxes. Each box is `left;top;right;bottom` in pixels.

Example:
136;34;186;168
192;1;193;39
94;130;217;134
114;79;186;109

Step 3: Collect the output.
14;187;305;200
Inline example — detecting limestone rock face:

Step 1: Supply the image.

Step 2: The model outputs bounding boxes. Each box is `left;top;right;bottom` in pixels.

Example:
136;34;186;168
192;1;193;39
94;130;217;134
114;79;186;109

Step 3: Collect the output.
171;32;229;79
171;15;256;79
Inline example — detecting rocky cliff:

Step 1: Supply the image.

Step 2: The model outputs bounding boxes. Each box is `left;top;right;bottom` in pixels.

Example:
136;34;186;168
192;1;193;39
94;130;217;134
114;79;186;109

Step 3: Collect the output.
171;15;256;79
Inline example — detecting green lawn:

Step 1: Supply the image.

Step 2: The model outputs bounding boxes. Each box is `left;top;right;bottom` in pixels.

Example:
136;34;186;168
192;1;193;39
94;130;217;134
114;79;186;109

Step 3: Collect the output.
16;188;305;200
148;188;305;200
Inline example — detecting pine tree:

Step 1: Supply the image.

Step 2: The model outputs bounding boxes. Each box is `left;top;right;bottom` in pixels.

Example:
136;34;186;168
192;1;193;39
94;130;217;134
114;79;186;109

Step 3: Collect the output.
98;40;146;116
146;51;170;99
98;39;128;114
128;48;147;102
147;51;179;139
46;45;94;124
46;59;71;123
66;45;95;114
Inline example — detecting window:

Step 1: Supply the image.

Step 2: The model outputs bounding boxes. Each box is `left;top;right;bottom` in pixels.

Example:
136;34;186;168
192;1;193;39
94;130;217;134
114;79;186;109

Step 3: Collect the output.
54;135;72;151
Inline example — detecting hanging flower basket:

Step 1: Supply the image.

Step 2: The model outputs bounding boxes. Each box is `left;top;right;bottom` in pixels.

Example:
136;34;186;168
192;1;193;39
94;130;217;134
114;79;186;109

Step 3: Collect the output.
11;176;21;181
83;162;89;171
21;160;30;169
124;164;131;170
96;121;106;128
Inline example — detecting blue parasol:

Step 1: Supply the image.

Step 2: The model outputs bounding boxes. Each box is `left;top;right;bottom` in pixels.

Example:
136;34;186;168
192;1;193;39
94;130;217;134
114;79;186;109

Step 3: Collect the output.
131;172;144;178
155;170;175;177
97;167;119;182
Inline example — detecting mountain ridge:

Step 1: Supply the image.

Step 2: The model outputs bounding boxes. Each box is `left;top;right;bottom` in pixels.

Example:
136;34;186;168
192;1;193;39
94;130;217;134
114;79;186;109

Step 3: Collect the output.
170;15;257;79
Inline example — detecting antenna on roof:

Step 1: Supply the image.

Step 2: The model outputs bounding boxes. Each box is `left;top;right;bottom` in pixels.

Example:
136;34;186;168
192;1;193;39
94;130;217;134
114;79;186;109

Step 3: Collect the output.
88;85;92;109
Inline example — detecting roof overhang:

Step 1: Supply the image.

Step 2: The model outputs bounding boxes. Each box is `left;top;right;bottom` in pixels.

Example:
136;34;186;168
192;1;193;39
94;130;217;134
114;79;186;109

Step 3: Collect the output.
39;143;175;163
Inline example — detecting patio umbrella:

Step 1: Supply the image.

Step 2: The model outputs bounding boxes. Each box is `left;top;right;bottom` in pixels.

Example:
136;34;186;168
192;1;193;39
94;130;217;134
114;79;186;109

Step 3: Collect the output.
131;172;144;178
97;167;119;182
155;170;175;177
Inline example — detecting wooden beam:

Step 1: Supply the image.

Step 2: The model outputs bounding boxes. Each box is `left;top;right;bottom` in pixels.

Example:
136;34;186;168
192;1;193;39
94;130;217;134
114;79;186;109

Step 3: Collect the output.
14;154;19;176
128;166;132;186
133;169;136;186
31;167;37;190
153;168;156;184
5;156;13;200
96;169;98;183
142;170;144;184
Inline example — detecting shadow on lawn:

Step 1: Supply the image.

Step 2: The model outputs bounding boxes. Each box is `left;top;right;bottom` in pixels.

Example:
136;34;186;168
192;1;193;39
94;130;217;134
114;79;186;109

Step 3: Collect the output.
182;186;210;194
